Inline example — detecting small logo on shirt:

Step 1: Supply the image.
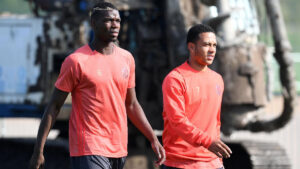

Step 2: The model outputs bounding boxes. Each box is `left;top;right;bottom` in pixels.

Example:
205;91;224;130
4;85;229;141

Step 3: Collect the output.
216;85;222;96
121;67;129;79
97;69;102;76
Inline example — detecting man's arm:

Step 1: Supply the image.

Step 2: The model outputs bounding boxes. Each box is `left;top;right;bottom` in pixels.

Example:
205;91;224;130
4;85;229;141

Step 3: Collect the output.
163;75;212;147
29;88;69;169
125;88;166;165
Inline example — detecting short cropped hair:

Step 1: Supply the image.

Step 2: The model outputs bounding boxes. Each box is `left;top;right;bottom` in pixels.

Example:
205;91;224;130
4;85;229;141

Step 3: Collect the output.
186;24;215;44
90;1;118;21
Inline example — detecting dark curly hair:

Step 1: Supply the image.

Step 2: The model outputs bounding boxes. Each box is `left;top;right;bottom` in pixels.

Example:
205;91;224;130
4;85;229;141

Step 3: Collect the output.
90;1;118;21
186;24;215;44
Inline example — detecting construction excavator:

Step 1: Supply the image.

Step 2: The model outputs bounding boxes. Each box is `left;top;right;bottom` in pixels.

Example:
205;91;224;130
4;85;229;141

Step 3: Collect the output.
0;0;296;168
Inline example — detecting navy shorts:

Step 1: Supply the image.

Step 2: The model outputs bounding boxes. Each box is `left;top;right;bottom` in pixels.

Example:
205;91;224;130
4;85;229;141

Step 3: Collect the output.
71;155;126;169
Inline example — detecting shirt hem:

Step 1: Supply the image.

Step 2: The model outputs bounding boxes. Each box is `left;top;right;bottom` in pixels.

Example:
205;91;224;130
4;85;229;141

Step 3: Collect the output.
55;84;72;93
164;157;223;169
70;152;128;158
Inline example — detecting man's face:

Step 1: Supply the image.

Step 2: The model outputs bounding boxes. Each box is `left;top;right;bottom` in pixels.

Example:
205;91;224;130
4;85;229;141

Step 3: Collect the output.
188;32;217;66
92;9;121;42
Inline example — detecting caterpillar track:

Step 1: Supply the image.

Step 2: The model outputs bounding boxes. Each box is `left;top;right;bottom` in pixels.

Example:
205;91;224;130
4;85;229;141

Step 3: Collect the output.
224;140;291;169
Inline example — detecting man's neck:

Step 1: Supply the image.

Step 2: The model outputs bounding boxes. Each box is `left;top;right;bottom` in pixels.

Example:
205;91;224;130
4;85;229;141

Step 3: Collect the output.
187;59;207;71
91;40;115;55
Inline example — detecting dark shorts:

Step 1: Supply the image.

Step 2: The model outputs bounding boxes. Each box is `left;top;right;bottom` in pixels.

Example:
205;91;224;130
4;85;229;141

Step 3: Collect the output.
71;155;126;169
161;164;224;169
161;164;181;169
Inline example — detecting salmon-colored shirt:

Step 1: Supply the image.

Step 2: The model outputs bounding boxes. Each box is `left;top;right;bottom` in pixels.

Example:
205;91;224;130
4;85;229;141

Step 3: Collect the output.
55;44;135;157
162;61;224;169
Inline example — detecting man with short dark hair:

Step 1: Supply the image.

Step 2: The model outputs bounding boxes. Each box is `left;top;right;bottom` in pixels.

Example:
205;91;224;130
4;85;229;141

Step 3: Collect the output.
29;2;165;169
161;24;232;169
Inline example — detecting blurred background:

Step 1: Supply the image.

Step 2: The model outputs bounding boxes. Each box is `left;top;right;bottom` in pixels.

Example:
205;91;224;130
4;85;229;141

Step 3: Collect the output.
0;0;299;169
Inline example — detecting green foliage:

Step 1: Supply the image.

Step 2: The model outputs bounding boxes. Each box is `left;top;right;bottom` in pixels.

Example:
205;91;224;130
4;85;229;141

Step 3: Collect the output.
256;0;300;52
286;24;300;52
280;0;300;52
0;0;31;14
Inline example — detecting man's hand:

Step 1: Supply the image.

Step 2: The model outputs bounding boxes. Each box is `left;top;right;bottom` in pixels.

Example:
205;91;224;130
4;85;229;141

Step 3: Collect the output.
151;139;166;166
125;88;166;165
29;152;45;169
208;140;232;158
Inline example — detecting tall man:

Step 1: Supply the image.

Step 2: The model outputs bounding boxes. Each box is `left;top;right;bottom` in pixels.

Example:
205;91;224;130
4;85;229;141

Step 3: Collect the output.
29;2;165;169
161;24;232;169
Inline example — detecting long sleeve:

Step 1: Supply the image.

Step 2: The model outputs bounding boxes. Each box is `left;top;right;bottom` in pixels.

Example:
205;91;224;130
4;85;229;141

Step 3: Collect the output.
162;74;212;148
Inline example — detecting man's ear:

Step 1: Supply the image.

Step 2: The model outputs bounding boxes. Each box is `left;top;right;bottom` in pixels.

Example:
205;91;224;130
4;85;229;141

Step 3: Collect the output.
187;42;195;52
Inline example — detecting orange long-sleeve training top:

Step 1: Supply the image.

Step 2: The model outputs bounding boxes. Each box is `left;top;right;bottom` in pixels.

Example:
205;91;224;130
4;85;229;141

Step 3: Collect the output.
162;61;224;169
